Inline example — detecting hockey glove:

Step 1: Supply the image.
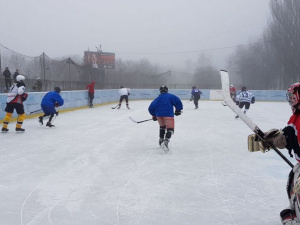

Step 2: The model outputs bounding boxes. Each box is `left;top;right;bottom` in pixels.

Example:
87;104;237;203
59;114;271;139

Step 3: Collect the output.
152;116;157;121
248;129;286;153
236;101;239;105
174;111;181;116
263;129;286;149
21;93;28;101
55;102;60;107
190;99;193;101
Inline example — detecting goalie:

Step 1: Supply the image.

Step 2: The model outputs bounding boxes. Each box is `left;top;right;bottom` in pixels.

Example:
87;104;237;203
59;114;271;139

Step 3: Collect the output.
248;82;300;225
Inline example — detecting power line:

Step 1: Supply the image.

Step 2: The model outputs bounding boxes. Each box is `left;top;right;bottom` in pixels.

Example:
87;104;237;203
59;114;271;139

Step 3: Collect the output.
115;39;274;55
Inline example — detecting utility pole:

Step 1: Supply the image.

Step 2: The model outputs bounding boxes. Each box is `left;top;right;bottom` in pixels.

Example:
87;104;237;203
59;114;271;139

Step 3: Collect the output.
68;57;71;89
42;52;46;91
169;70;172;88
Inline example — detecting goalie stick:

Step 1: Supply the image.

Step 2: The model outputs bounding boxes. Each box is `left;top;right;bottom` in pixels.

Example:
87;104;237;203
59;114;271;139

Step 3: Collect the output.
220;69;294;168
129;117;152;124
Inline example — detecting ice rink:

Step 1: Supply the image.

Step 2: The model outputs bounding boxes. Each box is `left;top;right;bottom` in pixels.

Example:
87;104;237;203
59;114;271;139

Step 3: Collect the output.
0;100;296;225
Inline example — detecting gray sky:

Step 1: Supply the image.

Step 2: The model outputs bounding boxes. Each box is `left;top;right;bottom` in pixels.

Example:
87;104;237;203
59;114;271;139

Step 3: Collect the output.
0;0;270;70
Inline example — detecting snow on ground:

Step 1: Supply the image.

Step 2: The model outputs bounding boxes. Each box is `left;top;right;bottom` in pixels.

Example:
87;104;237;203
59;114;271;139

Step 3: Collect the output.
0;100;296;225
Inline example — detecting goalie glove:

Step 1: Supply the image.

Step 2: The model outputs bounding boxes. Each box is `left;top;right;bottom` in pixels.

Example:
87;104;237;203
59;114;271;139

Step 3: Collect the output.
248;129;287;153
248;134;266;153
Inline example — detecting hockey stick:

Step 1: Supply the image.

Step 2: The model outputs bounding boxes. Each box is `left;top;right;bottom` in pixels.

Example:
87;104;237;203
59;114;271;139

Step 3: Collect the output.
111;104;119;109
220;69;294;168
25;108;43;115
129;117;152;124
29;109;43;114
183;100;192;106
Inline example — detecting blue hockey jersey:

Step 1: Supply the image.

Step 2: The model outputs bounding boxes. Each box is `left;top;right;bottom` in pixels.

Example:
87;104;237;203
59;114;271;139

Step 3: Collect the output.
148;93;183;117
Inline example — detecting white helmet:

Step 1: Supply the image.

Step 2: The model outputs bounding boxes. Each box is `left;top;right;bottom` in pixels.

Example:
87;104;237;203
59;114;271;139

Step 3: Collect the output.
16;75;25;81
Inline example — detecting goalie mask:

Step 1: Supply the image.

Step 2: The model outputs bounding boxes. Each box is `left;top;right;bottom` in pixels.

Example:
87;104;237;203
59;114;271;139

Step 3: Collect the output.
287;82;300;111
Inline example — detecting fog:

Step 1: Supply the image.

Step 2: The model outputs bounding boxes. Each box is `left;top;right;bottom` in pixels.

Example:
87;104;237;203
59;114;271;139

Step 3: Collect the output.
0;0;270;69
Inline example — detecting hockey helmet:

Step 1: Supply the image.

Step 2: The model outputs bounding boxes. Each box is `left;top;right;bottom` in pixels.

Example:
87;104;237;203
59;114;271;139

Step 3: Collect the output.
241;86;246;91
54;86;61;93
159;85;168;93
287;82;300;108
230;84;233;87
16;75;25;82
192;86;196;89
120;85;124;88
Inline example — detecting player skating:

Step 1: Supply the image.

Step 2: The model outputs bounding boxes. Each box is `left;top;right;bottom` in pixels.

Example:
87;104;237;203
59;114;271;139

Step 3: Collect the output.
248;82;300;225
148;85;183;152
117;85;130;109
1;75;28;133
38;87;64;128
190;86;203;109
235;86;255;118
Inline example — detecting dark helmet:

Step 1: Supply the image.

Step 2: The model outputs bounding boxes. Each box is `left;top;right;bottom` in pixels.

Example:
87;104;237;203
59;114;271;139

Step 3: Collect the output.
159;85;168;93
54;86;61;93
120;85;124;88
192;86;196;89
241;86;246;91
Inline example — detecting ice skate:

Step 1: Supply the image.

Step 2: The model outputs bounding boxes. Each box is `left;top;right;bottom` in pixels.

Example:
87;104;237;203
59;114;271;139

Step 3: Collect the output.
15;127;25;133
161;139;169;153
46;122;55;128
1;127;9;133
126;105;130;109
117;104;121;109
38;116;43;126
235;115;239;119
159;138;164;146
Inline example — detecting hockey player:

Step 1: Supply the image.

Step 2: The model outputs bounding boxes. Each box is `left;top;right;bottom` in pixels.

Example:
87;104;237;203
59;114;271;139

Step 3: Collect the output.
38;87;64;127
235;86;255;118
117;85;130;109
1;75;28;133
190;86;203;109
148;85;183;151
230;84;237;102
248;82;300;225
86;81;95;107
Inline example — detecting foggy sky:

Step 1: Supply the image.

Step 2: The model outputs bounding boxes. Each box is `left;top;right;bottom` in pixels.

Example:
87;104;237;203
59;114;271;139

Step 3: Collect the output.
0;0;270;70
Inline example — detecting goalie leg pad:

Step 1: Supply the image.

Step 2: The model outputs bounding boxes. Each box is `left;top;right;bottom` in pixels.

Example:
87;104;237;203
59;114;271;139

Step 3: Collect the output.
280;209;300;225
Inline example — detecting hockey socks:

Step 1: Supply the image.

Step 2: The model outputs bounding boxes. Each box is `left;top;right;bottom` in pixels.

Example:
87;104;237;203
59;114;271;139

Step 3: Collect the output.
2;112;12;129
16;113;25;129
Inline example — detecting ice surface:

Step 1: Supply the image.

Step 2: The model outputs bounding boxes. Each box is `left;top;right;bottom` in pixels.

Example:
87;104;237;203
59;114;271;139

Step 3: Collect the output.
0;100;294;225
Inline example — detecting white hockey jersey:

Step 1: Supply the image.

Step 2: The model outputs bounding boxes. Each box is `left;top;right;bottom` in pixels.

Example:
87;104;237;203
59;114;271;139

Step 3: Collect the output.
236;91;255;103
119;88;130;96
6;82;26;103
